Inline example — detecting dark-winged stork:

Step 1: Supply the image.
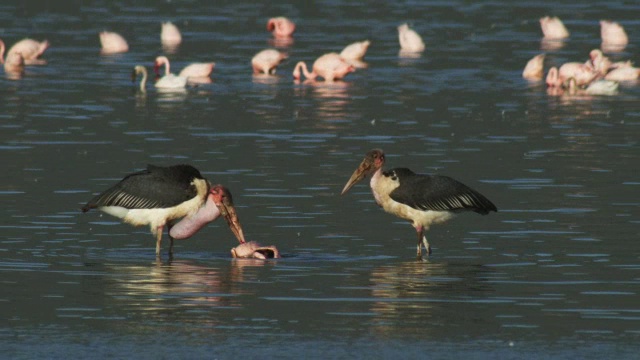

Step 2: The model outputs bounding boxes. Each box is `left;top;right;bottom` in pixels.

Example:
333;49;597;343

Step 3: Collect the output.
341;149;497;258
82;164;246;257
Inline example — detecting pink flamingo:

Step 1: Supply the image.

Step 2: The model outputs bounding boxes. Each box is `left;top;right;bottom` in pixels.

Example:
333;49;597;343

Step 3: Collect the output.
154;56;214;79
267;17;295;38
605;65;639;81
566;77;619;96
587;49;611;76
546;63;598;87
600;20;628;48
293;52;355;82
340;40;370;61
398;23;425;52
0;38;49;65
539;16;570;39
231;241;280;259
340;40;370;68
3;51;24;74
522;54;545;80
99;31;129;54
161;22;182;47
251;49;287;75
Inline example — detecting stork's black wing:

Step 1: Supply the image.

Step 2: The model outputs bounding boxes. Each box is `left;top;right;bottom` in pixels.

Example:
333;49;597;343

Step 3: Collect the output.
82;164;205;212
387;168;497;214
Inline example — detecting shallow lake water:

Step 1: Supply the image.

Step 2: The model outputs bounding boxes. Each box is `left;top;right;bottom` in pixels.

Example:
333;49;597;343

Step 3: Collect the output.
1;1;639;358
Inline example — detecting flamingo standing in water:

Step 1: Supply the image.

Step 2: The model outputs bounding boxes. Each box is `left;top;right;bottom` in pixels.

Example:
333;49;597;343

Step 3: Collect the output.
154;56;214;80
100;31;129;54
600;20;628;51
522;54;545;80
546;62;598;87
565;77;619;96
161;22;182;48
605;65;640;81
398;23;425;53
0;38;49;65
587;49;612;76
267;17;296;38
133;65;187;91
251;49;287;75
340;40;370;68
3;51;24;75
539;16;570;39
293;52;355;82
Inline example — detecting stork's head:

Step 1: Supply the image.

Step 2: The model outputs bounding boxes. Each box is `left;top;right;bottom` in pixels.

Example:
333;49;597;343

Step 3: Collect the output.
341;149;385;195
210;185;246;244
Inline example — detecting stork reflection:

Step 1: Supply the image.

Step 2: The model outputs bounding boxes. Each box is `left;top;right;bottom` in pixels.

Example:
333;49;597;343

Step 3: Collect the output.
368;260;492;336
106;257;277;320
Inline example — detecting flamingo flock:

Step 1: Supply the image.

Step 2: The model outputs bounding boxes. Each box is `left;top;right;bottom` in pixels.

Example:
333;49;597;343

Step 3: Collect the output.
524;16;637;96
1;14;634;98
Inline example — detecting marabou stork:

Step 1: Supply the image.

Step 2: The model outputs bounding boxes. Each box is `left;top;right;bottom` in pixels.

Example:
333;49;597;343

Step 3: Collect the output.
341;149;497;258
82;164;246;257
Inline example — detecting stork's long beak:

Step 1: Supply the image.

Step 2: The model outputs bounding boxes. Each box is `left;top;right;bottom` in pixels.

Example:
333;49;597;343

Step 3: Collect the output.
218;199;246;244
341;158;372;195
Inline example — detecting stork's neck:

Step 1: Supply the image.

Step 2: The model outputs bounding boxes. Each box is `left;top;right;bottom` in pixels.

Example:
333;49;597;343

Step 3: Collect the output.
369;167;385;206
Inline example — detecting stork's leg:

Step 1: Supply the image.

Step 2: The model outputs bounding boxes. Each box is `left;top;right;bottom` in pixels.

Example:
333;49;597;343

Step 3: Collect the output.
422;234;432;256
167;224;175;258
155;226;163;258
416;226;424;259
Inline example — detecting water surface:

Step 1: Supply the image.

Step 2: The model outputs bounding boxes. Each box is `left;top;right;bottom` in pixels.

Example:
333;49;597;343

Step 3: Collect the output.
1;1;639;358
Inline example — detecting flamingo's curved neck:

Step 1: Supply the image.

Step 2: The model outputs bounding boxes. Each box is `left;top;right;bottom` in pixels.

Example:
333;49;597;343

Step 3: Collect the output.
138;67;148;92
162;59;170;75
546;67;558;86
293;61;315;80
169;194;220;239
156;56;171;75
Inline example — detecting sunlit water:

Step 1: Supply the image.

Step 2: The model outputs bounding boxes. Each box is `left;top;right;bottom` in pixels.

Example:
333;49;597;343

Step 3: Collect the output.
2;1;639;358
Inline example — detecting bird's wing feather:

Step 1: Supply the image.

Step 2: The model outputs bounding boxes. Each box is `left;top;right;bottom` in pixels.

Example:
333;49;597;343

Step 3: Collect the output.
388;168;497;214
82;165;203;211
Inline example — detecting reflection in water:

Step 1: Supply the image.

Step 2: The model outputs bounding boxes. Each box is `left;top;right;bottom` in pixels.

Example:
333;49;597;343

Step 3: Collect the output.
294;80;351;122
252;73;282;85
162;44;180;55
268;37;294;48
4;69;24;81
108;260;231;312
106;259;276;318
156;87;189;104
368;261;492;336
398;50;423;59
601;41;626;53
540;38;566;51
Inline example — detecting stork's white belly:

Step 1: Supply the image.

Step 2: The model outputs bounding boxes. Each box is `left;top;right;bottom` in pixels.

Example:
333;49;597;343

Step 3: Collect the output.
370;168;454;229
99;193;205;234
384;200;454;229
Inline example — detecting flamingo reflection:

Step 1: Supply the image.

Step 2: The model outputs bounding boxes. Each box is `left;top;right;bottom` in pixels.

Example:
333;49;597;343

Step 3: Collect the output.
294;81;352;123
